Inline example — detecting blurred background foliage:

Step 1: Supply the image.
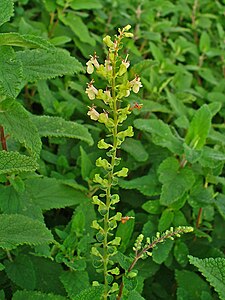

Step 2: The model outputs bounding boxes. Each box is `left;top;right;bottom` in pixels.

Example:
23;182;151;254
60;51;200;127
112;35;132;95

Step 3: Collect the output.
0;0;225;299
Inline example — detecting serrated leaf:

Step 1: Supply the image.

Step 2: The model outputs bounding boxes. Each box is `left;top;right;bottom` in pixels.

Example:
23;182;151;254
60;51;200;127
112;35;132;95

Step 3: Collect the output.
0;46;22;98
0;33;54;50
134;119;183;154
189;255;225;300
0;177;88;219
16;48;83;82
25;177;89;210
0;0;14;27
0;102;42;157
0;151;38;174
0;214;53;249
12;290;66;300
121;138;149;162
72;286;104;300
158;157;195;206
185;104;212;150
31;115;93;145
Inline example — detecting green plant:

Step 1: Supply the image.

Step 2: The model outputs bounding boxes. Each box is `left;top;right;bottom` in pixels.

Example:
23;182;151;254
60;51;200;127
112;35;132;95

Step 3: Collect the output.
0;0;225;299
85;25;193;299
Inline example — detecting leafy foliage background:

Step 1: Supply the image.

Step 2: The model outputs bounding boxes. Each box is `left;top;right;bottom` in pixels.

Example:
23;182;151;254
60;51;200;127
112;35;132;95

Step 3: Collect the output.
0;0;225;299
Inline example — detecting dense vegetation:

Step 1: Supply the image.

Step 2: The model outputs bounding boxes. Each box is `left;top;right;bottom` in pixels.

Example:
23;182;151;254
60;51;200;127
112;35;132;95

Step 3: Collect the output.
0;0;225;299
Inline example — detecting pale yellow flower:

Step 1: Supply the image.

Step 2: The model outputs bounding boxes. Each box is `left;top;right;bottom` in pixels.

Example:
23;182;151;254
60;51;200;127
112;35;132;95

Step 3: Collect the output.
86;53;99;74
87;106;100;121
85;81;98;100
130;76;143;93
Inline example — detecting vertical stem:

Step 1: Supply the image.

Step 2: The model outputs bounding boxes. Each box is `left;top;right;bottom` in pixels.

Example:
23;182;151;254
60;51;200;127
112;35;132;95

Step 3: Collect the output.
196;207;202;228
103;50;118;299
0;126;7;151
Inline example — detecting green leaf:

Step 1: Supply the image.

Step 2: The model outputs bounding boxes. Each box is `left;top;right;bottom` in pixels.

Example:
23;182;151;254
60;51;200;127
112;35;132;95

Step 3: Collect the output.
130;59;157;77
215;194;225;220
174;241;189;267
199;31;211;53
60;271;90;299
119;173;161;197
127;290;145;300
0;263;5;271
0;46;22;98
188;183;214;207
0;33;54;50
150;42;164;61
158;209;174;231
0;186;43;221
0;0;14;27
152;239;173;264
25;177;89;210
12;291;66;300
0;151;38;174
80;146;94;180
116;210;135;253
16;48;83;82
189;255;225;300
0;214;53;249
185;105;212;149
113;251;133;271
158;157;195;206
0;177;86;220
36;80;56;114
7;254;64;295
134;119;183;154
198;68;218;85
32;115;93;145
121;138;149;162
0;102;42;157
72;286;104;300
142;199;162;214
70;0;102;10
59;13;95;46
176;270;211;299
